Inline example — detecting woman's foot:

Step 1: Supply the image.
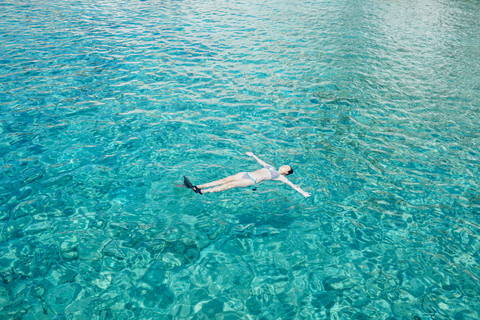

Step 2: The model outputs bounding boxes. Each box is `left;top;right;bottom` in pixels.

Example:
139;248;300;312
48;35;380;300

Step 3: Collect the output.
183;176;202;195
192;186;202;195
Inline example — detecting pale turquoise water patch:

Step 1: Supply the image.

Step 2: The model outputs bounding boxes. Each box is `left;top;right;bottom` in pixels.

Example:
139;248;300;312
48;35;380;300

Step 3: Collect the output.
1;0;480;319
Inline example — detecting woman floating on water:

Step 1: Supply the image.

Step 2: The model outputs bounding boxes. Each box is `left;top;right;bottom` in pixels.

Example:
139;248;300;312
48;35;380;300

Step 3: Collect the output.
183;152;311;198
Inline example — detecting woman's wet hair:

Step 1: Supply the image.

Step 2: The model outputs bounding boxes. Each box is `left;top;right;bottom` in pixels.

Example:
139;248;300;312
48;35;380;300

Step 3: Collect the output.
286;167;294;175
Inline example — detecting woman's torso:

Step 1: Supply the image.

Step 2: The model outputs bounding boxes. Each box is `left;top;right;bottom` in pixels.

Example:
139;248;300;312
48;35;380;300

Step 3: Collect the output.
247;166;280;183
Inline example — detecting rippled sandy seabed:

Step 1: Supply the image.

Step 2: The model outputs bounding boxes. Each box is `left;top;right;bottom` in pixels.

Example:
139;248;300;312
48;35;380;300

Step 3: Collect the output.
1;0;479;319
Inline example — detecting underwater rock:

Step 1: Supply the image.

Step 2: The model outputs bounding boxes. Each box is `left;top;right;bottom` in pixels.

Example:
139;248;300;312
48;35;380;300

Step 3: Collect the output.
323;277;354;291
102;240;122;256
103;257;123;270
0;206;9;220
174;303;192;319
201;299;224;318
45;283;81;314
24;221;51;235
13;199;37;219
60;236;79;260
12;259;31;278
77;241;103;261
246;296;262;316
408;278;426;298
53;267;78;284
21;303;50;320
131;282;175;309
312;292;336;309
0;286;11;306
141;262;167;287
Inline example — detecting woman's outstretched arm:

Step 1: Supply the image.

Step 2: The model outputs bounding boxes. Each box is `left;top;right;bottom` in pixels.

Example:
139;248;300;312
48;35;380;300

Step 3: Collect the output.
246;152;271;167
278;176;311;198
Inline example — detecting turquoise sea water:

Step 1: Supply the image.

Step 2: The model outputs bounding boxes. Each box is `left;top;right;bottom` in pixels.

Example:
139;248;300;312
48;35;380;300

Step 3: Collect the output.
1;0;480;318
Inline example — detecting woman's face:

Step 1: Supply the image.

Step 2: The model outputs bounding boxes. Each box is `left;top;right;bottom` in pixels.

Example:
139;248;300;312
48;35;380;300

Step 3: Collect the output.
279;165;292;175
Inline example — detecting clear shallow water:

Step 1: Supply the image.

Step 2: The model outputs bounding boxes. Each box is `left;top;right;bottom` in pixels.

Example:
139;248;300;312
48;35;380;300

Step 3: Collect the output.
1;0;479;318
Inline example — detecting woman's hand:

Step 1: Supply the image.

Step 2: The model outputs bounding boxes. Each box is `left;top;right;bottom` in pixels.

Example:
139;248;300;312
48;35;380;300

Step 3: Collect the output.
303;192;312;198
246;152;254;157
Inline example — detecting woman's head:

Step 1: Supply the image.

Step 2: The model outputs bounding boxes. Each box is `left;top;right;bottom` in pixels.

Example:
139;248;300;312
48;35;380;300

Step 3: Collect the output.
279;165;293;176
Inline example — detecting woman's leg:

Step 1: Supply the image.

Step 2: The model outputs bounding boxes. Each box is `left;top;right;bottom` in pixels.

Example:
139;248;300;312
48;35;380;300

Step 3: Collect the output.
201;178;254;194
197;172;245;189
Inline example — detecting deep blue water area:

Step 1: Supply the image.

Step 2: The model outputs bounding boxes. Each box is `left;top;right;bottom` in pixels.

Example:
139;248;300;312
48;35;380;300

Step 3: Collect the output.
1;0;479;319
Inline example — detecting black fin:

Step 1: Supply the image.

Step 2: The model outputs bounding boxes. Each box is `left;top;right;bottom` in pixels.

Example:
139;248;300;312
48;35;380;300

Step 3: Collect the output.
183;176;194;189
